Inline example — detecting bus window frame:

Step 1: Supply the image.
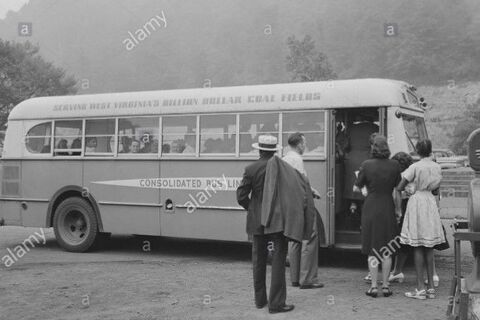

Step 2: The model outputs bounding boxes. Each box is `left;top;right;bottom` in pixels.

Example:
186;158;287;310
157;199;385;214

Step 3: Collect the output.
117;116;160;158
22;110;327;160
199;112;237;157
281;110;327;159
23;120;54;157
160;114;198;158
52;119;83;157
84;118;116;157
238;111;280;158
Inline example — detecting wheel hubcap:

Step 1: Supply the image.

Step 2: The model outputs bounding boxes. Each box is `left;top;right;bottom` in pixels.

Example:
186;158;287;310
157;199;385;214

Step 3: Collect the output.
60;209;89;245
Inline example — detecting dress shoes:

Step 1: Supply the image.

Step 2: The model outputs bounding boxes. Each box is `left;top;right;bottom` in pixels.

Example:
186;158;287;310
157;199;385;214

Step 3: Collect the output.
269;304;295;314
300;282;324;289
291;282;300;287
255;301;268;309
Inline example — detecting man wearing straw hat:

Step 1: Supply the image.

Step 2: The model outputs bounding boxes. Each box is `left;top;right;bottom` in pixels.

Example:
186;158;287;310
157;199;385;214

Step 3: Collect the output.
237;135;295;314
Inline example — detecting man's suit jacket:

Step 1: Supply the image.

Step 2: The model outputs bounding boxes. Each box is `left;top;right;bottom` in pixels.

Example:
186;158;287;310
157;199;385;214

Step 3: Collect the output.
261;156;315;242
236;156;271;235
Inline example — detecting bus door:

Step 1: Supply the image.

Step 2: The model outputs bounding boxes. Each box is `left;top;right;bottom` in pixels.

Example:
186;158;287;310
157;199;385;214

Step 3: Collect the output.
330;107;386;248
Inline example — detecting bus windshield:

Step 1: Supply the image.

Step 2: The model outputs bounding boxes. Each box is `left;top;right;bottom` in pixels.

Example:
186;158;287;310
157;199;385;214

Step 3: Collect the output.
402;115;427;154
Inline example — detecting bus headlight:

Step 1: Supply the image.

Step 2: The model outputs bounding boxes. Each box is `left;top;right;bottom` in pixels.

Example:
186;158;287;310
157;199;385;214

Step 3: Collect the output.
395;109;403;118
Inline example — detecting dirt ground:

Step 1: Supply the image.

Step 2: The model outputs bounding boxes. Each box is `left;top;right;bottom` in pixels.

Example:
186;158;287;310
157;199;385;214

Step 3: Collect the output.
0;226;473;320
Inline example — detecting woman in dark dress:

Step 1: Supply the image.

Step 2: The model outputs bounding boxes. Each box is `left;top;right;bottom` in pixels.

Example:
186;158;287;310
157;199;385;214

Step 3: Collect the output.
353;135;402;298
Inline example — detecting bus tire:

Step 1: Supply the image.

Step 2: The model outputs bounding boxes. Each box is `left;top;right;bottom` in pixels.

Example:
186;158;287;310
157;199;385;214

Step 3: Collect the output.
53;197;99;252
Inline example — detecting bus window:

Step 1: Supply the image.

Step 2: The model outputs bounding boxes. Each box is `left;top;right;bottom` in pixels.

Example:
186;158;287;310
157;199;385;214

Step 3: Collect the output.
200;114;236;154
85;119;115;155
162;116;196;155
239;113;279;154
25;122;52;154
283;111;326;155
54;120;82;156
118;117;159;154
402;115;427;154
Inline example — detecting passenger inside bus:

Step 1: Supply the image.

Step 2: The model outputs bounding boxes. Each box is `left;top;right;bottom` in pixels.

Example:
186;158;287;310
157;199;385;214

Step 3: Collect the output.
182;134;195;153
344;113;379;216
85;137;97;153
140;132;152;153
130;140;141;153
161;143;170;153
171;139;185;153
139;132;158;153
71;138;81;155
55;139;69;156
335;109;379;233
119;136;131;153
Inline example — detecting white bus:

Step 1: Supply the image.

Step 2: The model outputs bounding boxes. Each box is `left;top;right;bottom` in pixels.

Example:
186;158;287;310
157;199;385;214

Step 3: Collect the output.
0;79;428;251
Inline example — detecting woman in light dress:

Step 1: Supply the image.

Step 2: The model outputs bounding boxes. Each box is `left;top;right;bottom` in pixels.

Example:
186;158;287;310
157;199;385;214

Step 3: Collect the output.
397;139;445;299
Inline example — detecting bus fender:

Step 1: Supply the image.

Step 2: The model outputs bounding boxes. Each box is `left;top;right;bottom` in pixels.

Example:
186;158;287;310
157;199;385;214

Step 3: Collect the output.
46;185;104;232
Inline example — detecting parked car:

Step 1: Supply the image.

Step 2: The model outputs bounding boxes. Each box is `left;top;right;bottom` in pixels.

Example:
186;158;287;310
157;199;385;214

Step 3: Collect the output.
432;149;468;169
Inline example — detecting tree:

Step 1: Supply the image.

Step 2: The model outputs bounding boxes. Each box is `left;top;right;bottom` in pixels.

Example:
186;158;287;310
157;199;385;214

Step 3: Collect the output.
0;40;77;129
450;97;480;154
286;35;337;82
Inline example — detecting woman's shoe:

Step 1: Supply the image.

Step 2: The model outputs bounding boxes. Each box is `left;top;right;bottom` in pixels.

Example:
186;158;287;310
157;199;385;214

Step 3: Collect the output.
426;289;436;299
405;289;426;300
388;272;405;283
424;275;439;287
365;287;378;298
364;273;372;283
382;287;393;297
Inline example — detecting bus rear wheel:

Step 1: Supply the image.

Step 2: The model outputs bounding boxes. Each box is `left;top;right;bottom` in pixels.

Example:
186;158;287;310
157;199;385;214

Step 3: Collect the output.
53;197;99;252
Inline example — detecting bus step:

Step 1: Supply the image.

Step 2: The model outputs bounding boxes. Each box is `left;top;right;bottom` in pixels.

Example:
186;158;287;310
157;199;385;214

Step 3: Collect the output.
335;230;361;245
334;243;362;250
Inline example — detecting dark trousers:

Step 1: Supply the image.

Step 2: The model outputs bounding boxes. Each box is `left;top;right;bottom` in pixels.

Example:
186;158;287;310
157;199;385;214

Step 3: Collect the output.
252;232;288;309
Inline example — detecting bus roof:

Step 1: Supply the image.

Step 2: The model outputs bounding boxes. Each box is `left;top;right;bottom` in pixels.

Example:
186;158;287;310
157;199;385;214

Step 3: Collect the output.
8;78;420;121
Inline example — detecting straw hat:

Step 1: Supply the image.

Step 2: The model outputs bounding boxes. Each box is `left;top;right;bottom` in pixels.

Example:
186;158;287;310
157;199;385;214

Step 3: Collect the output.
252;135;282;151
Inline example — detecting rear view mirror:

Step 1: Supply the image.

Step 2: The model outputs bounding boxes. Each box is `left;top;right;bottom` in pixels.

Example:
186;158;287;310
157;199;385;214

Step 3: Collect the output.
467;128;480;172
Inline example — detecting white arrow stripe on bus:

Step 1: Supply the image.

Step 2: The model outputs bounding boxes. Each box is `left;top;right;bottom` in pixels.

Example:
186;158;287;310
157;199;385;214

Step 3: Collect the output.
91;177;243;191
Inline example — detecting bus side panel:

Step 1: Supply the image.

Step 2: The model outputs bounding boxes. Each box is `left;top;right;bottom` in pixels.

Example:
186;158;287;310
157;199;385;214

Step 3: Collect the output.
0;160;22;226
159;159;247;242
0;201;22;226
83;160;161;236
21;160;83;227
304;160;329;246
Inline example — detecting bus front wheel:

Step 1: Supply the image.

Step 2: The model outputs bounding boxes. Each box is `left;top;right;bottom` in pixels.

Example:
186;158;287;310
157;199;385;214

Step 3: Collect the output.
53;197;99;252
